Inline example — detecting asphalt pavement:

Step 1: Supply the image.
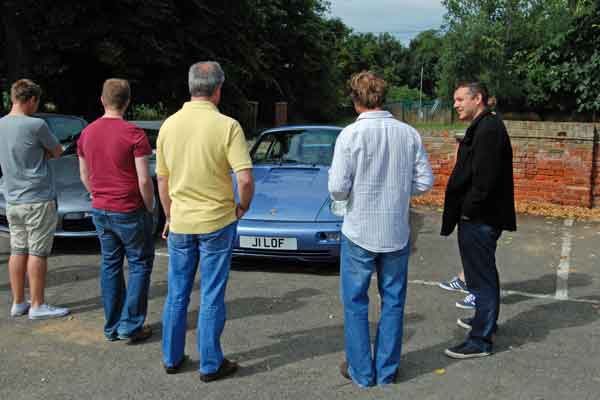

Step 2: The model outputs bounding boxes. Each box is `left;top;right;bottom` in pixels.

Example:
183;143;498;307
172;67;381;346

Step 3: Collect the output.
1;206;599;400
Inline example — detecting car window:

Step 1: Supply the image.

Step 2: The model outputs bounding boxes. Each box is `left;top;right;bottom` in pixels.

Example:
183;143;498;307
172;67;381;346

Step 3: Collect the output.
252;129;340;166
44;116;87;143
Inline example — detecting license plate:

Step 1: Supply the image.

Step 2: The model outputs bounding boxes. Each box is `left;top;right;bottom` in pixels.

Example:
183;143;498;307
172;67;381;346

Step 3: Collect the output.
239;236;298;250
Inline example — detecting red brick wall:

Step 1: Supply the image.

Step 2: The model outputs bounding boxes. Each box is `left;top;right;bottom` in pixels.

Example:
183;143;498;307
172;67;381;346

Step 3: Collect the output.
418;121;599;208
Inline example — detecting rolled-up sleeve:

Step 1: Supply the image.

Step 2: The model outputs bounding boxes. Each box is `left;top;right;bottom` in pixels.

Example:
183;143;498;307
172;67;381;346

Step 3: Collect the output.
328;131;354;200
412;136;434;196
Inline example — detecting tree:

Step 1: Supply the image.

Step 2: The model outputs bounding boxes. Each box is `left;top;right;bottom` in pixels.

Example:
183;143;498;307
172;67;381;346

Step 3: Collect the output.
437;0;577;110
406;30;443;97
514;1;600;114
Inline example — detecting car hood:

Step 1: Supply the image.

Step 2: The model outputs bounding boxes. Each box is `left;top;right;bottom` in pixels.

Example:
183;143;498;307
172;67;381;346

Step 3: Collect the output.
53;156;92;212
240;165;330;222
0;155;91;212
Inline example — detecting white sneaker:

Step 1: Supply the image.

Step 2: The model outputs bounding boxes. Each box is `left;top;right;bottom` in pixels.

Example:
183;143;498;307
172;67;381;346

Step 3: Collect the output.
28;304;70;320
10;302;30;317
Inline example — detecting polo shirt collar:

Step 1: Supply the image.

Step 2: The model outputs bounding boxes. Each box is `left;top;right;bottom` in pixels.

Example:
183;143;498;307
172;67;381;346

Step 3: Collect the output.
356;110;394;120
183;100;218;111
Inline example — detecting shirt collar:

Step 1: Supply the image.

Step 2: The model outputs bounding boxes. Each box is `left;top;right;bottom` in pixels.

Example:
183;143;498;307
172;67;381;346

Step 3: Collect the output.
183;100;218;111
356;110;394;120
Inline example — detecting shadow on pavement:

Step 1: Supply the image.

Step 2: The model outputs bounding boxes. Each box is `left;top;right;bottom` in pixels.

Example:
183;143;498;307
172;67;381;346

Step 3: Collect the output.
142;287;327;345
397;299;600;383
227;322;420;378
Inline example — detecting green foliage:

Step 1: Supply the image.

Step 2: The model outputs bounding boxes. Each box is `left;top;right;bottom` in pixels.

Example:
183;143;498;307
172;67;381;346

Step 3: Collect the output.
130;103;168;121
438;0;577;108
1;91;9;112
514;2;600;112
387;86;427;103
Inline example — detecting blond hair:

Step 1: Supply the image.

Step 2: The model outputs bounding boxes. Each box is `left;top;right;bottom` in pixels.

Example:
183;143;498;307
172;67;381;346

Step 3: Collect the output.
102;79;130;110
349;71;387;109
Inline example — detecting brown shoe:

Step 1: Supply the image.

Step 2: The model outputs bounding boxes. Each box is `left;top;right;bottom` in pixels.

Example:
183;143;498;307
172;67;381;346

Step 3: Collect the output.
123;326;153;344
339;361;351;380
199;359;239;382
164;355;189;375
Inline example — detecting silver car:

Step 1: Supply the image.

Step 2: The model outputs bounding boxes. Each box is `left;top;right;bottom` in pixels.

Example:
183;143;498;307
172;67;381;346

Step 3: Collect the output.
0;115;164;238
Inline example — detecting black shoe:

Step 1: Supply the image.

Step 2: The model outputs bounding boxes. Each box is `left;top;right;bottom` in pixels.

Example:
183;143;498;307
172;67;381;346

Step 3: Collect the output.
444;341;491;359
339;361;351;380
164;355;189;375
119;326;153;344
199;359;239;382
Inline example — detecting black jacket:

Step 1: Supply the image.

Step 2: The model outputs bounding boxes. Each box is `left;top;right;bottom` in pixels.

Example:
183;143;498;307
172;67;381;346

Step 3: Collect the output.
441;109;516;236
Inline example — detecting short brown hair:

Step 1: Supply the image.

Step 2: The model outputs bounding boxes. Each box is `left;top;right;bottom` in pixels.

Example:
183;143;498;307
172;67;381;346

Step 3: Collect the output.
11;79;42;103
349;71;387;109
455;81;489;106
102;79;131;110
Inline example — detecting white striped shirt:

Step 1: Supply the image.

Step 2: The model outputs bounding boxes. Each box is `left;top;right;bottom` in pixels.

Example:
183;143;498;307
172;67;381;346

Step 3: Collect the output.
328;111;434;252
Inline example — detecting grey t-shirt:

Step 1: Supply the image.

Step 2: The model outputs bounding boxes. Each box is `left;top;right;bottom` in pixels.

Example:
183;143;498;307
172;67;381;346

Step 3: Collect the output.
0;115;59;204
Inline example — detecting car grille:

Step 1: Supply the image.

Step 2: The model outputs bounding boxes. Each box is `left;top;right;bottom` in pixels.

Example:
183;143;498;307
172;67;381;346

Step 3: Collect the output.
0;214;7;226
62;217;96;232
233;248;335;262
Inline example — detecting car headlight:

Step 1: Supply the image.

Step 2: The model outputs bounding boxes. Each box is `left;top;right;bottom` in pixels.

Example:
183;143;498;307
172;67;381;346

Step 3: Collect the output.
317;231;341;242
329;200;347;217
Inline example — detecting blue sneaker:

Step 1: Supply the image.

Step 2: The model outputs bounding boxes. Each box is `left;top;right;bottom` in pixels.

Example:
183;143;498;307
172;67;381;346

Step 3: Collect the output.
455;293;476;310
439;276;468;293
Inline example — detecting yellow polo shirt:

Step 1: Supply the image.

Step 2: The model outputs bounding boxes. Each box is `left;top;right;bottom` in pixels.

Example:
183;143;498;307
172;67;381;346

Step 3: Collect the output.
156;101;252;234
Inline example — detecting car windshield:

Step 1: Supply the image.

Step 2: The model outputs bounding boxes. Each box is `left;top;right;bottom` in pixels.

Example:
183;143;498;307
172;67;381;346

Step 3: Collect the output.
252;129;340;166
43;116;87;143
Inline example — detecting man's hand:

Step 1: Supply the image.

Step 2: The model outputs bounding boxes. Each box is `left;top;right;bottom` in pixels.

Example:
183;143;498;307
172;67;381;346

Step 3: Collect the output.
162;220;170;240
236;203;248;219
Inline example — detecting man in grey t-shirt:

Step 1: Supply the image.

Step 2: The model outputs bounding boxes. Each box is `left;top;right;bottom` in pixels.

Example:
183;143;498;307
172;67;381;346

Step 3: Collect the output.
0;79;69;319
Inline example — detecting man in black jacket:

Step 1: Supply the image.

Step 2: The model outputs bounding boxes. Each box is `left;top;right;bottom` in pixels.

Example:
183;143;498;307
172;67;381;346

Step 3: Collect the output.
441;82;516;359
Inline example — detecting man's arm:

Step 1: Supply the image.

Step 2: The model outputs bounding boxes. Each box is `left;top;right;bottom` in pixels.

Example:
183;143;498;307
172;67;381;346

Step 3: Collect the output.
46;144;63;160
235;168;254;219
412;137;434;196
134;156;155;212
78;156;92;193
328;133;353;200
157;175;171;239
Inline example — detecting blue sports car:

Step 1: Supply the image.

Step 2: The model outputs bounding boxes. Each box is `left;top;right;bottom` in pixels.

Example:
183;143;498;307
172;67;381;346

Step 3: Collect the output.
234;125;344;264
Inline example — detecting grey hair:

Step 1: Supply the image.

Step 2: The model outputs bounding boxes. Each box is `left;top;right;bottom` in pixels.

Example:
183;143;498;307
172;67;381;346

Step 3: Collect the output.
188;61;225;97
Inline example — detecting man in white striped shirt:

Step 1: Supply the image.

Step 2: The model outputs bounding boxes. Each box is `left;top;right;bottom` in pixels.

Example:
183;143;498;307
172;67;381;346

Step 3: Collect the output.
329;71;434;387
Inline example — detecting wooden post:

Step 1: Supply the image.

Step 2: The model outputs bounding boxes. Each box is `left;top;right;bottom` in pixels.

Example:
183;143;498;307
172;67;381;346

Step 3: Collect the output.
275;102;287;127
246;101;259;134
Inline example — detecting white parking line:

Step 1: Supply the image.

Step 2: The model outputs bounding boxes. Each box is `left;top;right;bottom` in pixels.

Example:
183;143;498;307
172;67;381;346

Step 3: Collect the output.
155;251;169;257
409;279;600;305
555;218;574;300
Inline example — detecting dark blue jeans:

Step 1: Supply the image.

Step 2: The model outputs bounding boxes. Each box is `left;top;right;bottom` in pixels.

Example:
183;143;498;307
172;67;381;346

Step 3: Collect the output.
457;221;502;352
162;221;237;374
92;208;154;339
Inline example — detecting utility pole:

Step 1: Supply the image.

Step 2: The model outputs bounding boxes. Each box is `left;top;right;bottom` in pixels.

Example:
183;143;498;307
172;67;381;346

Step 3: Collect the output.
419;64;424;120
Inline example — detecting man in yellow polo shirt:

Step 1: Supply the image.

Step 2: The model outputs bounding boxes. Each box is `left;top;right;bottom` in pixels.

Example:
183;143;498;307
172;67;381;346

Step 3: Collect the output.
156;61;254;381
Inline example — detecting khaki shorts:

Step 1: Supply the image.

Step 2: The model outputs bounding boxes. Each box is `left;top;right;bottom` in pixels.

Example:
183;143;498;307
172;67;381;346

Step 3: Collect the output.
6;200;57;257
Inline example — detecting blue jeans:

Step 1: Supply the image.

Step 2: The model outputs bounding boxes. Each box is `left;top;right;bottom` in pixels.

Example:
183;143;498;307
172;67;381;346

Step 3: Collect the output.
162;221;237;374
340;235;409;387
458;221;502;352
92;208;154;339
